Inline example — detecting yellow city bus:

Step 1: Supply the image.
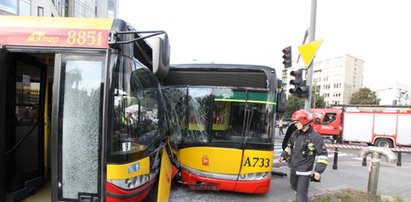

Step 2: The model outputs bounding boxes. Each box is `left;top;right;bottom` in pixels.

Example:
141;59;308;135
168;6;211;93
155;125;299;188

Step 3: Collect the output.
162;64;285;194
0;16;174;202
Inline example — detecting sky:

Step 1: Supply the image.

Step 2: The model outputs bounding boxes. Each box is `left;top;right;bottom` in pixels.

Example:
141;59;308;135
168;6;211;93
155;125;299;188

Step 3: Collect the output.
118;0;411;90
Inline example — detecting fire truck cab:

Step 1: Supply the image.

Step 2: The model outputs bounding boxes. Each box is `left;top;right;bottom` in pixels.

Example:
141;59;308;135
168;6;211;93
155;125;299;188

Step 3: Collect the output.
311;108;343;143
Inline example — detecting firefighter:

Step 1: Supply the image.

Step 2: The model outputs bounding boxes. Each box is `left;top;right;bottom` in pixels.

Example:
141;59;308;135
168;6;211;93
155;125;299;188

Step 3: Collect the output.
120;111;135;134
278;109;328;202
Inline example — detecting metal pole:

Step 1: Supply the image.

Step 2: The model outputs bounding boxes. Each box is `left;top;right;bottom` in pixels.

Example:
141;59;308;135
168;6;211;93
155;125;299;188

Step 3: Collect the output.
362;157;367;166
368;152;381;199
397;150;402;166
311;83;317;108
297;29;309;63
359;147;397;200
332;147;338;170
305;0;317;111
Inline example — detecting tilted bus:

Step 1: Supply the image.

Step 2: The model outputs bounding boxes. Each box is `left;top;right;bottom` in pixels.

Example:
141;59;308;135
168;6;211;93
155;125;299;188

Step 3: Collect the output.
0;16;174;202
162;63;285;194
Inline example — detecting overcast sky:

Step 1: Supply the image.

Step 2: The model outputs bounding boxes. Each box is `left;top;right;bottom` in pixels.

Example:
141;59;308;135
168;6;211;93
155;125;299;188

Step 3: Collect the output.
118;0;411;90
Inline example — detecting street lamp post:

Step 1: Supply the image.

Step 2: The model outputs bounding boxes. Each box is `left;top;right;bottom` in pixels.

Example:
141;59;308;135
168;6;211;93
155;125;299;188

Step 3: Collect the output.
304;0;317;111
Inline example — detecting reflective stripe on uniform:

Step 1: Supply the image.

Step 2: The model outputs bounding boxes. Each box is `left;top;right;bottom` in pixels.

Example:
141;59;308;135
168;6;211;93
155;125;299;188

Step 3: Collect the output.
121;117;134;125
285;147;290;153
296;171;312;176
316;155;328;164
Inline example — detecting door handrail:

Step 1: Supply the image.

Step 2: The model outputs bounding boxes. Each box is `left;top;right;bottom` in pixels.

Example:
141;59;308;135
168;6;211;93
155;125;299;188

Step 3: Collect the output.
6;117;43;155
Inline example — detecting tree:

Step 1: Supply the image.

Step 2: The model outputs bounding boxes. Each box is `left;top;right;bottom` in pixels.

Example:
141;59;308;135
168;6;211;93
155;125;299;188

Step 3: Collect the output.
311;85;326;108
284;94;304;119
350;87;380;105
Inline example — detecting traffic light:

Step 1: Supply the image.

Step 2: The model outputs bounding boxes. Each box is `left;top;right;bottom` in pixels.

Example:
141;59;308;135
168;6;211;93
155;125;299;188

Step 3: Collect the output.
289;68;309;98
282;46;292;68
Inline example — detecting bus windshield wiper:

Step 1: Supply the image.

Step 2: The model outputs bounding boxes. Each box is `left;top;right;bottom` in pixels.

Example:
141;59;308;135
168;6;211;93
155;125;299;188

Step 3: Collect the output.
241;106;254;144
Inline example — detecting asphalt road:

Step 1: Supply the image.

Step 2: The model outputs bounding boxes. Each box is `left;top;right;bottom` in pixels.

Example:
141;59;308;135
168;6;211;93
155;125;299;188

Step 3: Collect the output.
169;128;411;202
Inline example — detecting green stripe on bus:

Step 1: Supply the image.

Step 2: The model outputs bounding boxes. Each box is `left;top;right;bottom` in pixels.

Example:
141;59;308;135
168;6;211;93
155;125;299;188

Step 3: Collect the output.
214;98;276;105
213;91;275;103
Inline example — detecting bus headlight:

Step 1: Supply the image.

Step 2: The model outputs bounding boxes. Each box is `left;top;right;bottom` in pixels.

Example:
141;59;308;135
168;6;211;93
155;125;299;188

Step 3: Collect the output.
108;173;157;190
238;172;270;181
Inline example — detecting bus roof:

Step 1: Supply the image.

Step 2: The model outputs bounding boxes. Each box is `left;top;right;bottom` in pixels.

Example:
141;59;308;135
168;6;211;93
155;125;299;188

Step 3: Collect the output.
0;16;114;49
165;63;276;89
170;63;275;72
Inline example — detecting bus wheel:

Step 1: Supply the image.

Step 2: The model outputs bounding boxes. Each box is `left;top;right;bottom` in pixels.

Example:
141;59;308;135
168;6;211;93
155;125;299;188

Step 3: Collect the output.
374;138;393;148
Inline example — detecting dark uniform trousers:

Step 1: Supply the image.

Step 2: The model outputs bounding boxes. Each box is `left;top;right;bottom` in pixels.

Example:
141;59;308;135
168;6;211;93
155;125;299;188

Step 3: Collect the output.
281;126;328;202
290;173;310;202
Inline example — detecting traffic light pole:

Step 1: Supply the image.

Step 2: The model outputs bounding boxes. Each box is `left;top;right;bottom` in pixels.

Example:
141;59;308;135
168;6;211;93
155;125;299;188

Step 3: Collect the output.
304;0;317;111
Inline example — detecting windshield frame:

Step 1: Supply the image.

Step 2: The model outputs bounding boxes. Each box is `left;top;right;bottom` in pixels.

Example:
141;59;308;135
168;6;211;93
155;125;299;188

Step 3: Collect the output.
106;53;165;164
165;86;275;150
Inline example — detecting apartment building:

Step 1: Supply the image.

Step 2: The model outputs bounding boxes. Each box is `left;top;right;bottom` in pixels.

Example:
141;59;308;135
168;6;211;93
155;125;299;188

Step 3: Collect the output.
0;0;117;18
313;54;364;106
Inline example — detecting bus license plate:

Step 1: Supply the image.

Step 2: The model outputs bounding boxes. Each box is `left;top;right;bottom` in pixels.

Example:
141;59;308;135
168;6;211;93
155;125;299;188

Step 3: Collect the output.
189;184;218;191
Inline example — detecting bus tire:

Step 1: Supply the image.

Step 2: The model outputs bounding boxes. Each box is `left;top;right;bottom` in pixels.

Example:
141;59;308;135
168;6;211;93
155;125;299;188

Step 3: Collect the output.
374;138;393;148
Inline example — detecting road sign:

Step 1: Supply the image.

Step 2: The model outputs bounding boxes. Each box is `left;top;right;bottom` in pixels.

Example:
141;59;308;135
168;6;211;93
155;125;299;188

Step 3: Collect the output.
298;39;323;67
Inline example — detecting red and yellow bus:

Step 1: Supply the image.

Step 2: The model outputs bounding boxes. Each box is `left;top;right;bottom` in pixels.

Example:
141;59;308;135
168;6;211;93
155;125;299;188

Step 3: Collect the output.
162;64;285;194
0;16;174;202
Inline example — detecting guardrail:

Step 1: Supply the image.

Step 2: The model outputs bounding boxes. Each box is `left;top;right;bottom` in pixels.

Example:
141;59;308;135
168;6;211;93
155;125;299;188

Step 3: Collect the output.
325;143;410;169
325;143;411;152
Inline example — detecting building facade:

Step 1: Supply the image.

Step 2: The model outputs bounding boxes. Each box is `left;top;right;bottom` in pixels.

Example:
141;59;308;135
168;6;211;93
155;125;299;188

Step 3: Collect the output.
0;0;117;18
284;54;364;107
313;54;364;106
375;82;411;106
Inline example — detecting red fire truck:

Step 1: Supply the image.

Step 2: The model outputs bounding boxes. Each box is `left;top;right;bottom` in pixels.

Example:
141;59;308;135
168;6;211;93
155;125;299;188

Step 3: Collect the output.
311;106;411;147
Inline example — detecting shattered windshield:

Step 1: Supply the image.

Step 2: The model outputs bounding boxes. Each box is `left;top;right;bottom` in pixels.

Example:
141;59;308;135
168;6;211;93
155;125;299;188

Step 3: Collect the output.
165;87;275;148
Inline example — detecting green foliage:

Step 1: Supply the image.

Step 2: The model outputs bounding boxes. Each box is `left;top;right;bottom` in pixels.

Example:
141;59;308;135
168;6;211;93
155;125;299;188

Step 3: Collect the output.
350;87;380;105
284;95;304;119
311;189;404;202
130;97;138;105
311;85;326;108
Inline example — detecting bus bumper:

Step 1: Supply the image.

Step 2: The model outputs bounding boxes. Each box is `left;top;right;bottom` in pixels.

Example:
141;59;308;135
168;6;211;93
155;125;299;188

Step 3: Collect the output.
181;169;271;194
105;177;157;202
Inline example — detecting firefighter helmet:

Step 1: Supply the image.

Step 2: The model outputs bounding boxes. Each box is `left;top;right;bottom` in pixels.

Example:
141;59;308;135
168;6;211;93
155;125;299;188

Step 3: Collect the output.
291;109;313;125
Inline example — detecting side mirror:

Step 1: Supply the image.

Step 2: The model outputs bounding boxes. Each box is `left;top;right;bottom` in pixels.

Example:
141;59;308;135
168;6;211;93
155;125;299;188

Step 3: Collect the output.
276;90;286;113
152;34;170;79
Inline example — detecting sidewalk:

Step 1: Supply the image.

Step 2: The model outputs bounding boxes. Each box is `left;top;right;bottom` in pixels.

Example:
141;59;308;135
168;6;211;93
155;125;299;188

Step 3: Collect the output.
270;160;411;202
170;160;411;202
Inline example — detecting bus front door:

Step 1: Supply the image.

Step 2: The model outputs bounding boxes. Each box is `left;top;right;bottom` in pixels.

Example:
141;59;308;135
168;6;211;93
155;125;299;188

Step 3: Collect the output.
3;52;47;201
51;53;106;201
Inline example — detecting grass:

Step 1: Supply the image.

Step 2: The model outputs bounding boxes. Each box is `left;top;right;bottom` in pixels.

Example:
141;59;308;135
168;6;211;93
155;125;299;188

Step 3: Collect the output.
309;189;404;202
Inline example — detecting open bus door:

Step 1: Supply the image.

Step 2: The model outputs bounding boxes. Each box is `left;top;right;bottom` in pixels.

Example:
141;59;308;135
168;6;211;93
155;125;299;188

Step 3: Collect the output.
51;53;106;201
0;51;47;201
